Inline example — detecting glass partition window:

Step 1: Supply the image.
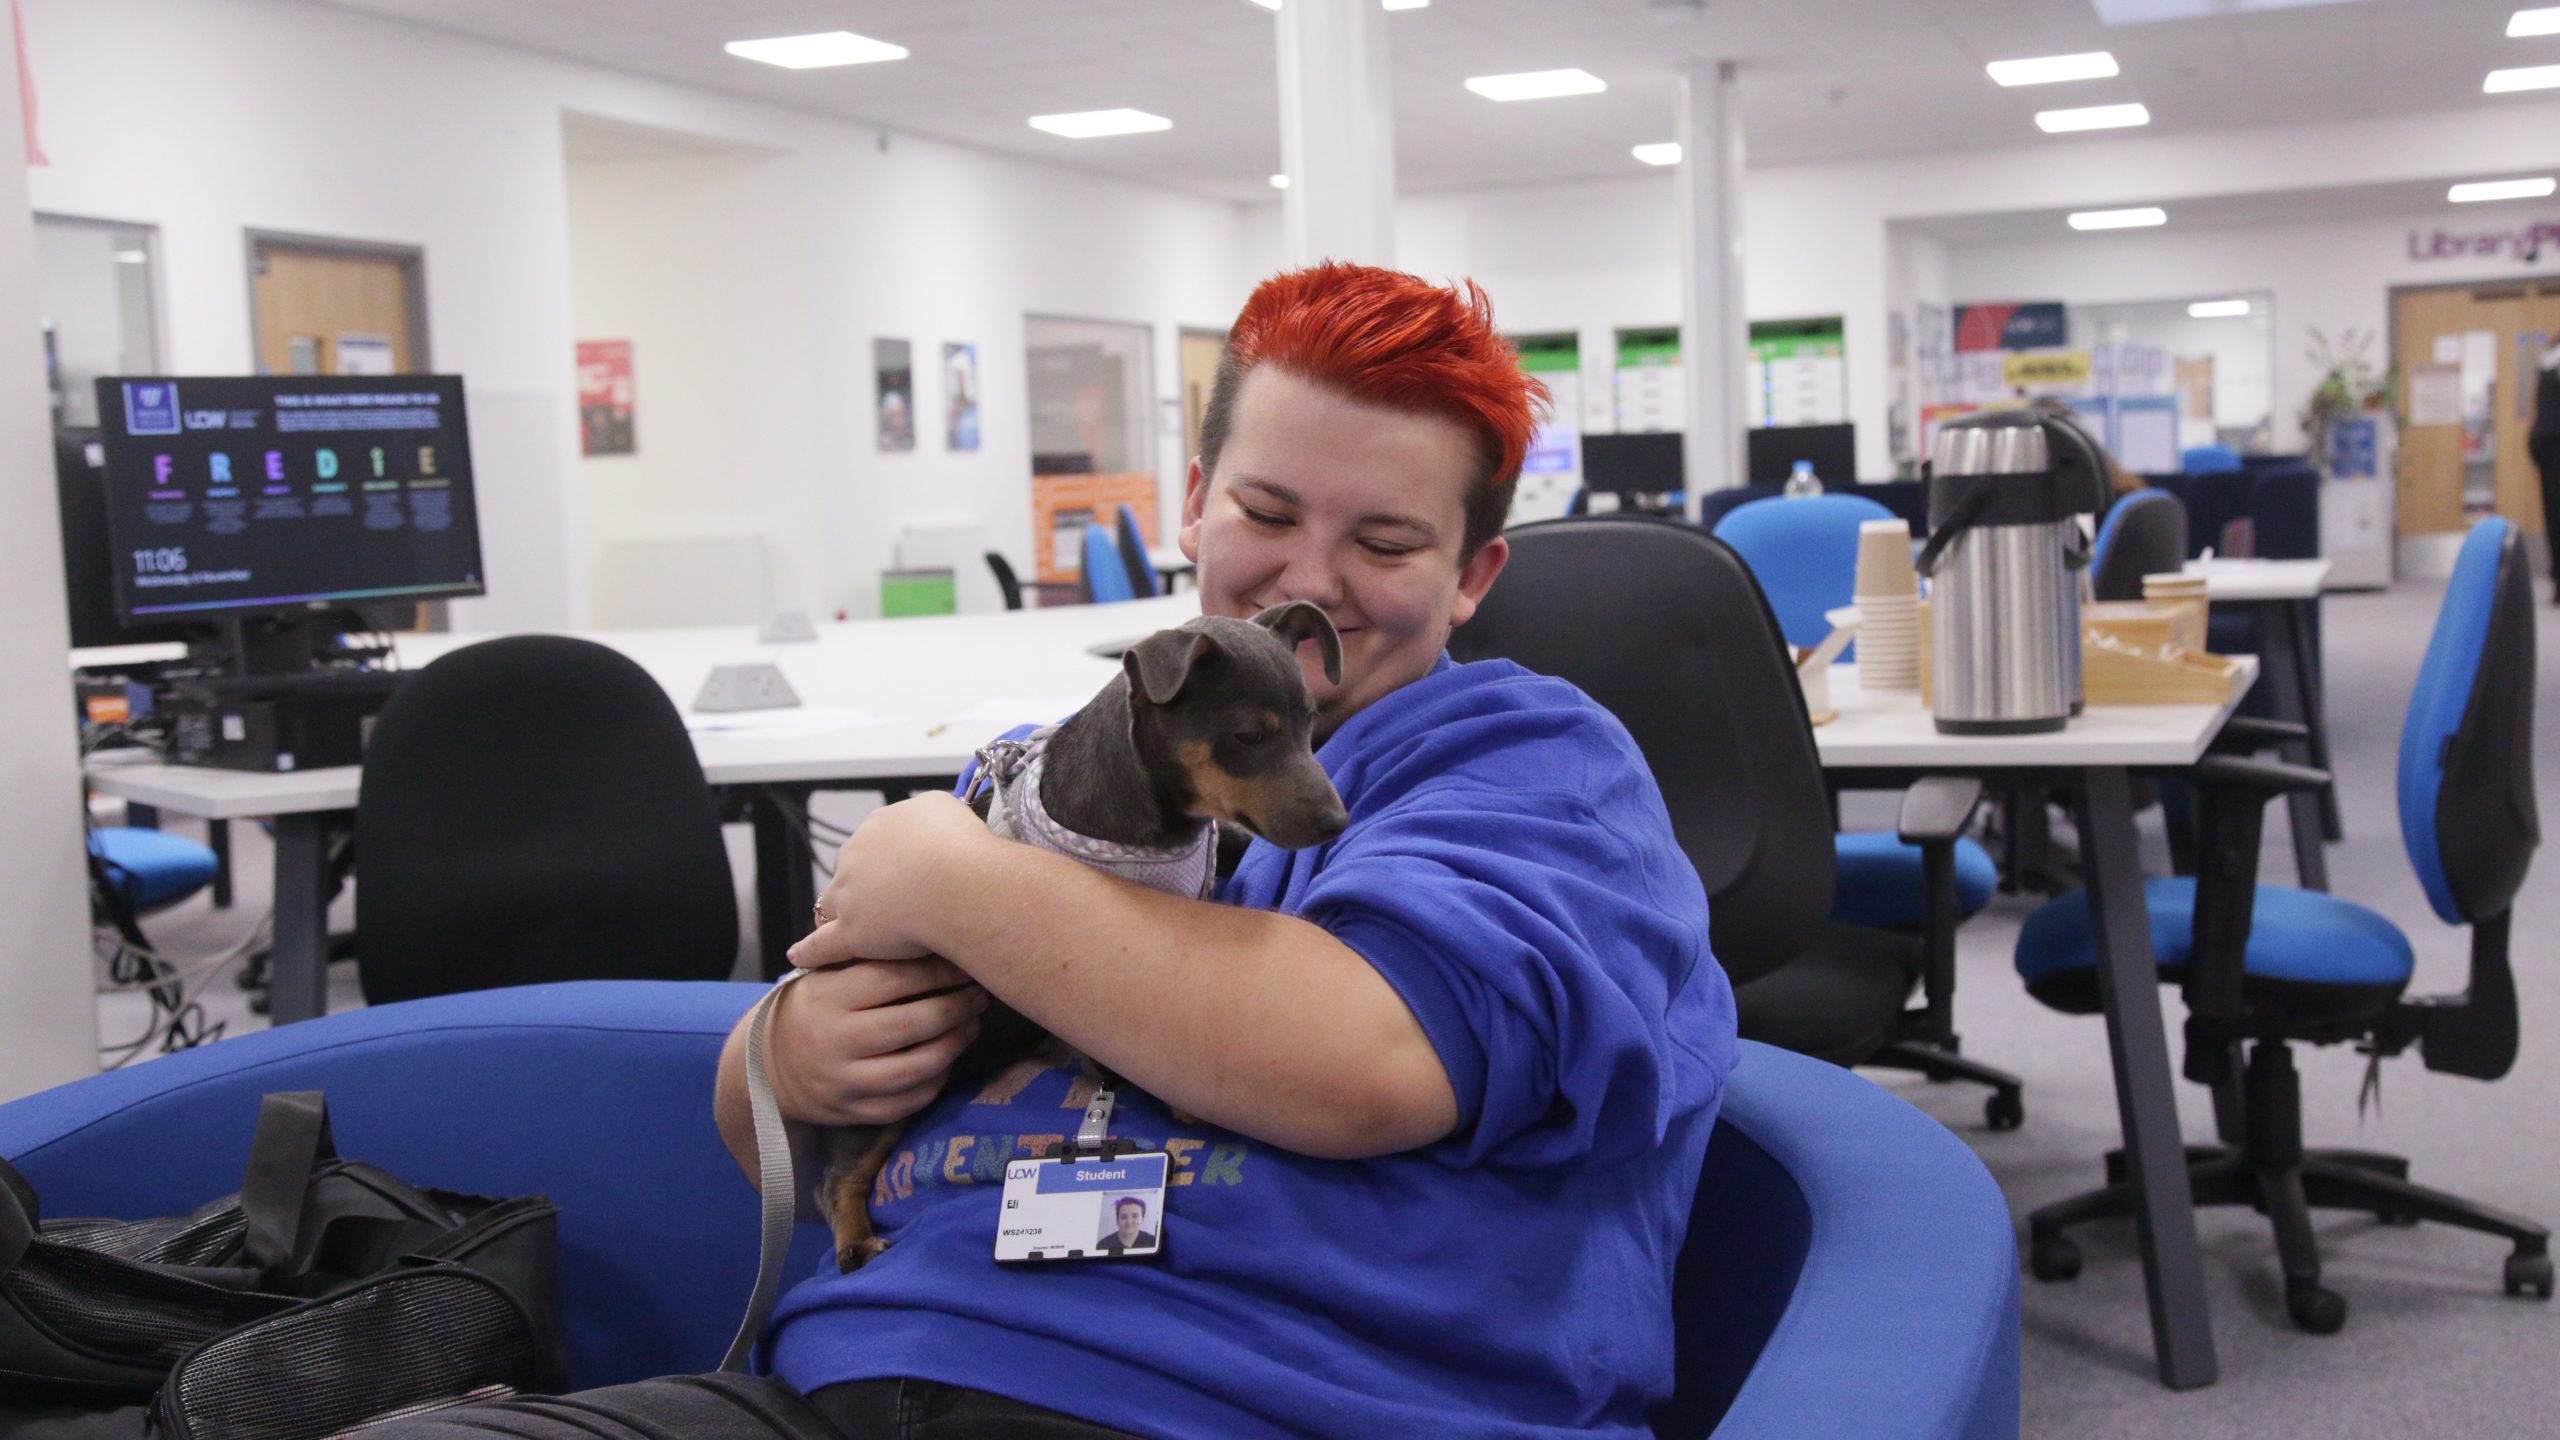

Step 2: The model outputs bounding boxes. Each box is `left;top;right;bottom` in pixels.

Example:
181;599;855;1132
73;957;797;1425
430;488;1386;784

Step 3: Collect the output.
2066;292;2276;453
35;216;161;429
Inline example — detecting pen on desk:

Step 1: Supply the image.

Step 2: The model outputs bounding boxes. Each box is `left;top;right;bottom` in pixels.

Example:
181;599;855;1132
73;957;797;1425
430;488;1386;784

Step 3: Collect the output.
926;722;949;737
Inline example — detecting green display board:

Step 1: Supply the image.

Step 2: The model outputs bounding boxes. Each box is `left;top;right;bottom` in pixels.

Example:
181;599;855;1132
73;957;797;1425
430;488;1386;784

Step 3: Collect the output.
881;568;957;619
1512;332;1581;374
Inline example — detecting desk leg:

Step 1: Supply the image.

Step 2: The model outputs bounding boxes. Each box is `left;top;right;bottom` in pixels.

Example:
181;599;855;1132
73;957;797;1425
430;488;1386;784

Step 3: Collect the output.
2256;601;2330;891
2295;597;2341;842
749;788;819;982
2076;768;2218;1390
208;819;234;910
267;814;333;1025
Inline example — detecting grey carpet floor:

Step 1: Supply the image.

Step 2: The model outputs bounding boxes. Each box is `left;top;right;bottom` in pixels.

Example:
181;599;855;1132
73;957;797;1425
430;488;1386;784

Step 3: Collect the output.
99;580;2560;1437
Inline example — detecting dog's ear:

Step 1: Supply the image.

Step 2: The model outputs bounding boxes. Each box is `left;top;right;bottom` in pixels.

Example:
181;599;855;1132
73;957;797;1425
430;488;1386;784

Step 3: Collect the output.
1122;628;1216;707
1251;601;1341;685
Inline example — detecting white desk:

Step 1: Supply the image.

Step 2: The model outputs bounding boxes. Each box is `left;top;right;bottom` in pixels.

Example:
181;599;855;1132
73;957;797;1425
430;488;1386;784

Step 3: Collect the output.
1814;657;2257;1391
82;594;1201;1024
2183;557;2340;876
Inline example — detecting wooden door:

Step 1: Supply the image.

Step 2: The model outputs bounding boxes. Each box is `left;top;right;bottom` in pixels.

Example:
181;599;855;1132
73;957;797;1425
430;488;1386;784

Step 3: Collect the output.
2394;281;2560;539
2393;285;2476;537
1178;328;1226;467
250;242;421;376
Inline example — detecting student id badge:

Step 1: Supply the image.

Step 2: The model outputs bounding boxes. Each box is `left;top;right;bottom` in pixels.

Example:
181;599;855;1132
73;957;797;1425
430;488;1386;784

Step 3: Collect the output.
994;1089;1168;1262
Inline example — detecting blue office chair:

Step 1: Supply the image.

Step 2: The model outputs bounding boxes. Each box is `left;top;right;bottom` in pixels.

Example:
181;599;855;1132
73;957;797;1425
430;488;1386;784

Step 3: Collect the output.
1714;496;2018;1128
2015;518;2550;1332
0;982;2019;1438
87;827;220;914
2089;487;2189;603
1078;522;1136;604
2180;444;2242;476
1113;505;1162;598
1712;494;1896;650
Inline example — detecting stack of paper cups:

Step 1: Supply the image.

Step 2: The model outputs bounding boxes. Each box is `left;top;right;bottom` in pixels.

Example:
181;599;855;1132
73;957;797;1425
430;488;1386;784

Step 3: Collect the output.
1854;518;1922;691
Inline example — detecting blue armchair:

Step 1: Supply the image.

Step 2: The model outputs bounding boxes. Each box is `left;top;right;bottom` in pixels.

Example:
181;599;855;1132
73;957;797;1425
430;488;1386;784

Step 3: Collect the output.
0;983;2017;1438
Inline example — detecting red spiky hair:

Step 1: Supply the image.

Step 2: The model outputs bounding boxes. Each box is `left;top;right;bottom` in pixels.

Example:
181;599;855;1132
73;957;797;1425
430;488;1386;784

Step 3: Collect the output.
1196;262;1549;558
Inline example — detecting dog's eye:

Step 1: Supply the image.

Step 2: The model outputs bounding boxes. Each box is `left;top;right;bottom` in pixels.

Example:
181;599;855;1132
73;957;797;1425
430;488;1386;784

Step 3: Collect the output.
1232;730;1276;748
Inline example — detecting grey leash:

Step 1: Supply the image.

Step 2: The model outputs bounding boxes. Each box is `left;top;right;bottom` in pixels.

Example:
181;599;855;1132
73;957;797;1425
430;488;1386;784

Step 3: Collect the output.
721;970;806;1373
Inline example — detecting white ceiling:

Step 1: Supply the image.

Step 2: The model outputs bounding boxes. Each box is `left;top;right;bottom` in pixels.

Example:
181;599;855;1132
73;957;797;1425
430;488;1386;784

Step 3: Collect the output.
327;0;2554;203
1899;175;2537;243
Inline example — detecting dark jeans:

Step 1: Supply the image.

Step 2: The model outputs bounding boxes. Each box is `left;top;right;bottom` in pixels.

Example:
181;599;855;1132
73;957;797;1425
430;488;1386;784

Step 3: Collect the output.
353;1373;1142;1439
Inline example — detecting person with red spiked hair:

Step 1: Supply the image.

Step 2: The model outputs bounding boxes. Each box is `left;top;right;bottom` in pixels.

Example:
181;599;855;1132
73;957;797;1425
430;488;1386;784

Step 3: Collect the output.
391;266;1736;1440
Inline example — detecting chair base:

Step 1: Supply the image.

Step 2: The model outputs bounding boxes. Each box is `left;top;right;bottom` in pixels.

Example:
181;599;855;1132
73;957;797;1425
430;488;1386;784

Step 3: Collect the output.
2027;1039;2553;1332
1865;1038;2025;1131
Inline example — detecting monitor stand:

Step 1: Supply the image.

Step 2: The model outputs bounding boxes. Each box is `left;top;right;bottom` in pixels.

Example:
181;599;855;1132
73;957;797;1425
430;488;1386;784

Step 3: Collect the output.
216;614;331;677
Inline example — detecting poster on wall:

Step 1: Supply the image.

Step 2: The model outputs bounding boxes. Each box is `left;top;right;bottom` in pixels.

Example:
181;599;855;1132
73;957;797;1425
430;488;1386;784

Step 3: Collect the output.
1510;334;1581;523
943;342;980;451
1613;328;1682;433
1953;302;2066;353
336;334;395;376
876;338;916;452
575;339;636;457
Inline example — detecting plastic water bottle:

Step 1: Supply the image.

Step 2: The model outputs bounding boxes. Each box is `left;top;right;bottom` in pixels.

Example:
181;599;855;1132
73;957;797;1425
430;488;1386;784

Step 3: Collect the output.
1783;459;1824;498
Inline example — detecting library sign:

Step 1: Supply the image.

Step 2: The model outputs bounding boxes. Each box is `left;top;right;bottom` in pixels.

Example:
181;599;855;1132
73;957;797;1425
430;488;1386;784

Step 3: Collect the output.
2407;218;2560;265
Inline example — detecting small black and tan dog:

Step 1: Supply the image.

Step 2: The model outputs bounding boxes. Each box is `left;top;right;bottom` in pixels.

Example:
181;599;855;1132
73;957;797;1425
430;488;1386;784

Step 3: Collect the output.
817;601;1348;1270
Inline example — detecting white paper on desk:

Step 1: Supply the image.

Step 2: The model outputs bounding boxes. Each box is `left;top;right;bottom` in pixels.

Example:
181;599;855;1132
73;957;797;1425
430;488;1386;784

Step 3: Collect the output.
684;704;881;738
941;697;1084;732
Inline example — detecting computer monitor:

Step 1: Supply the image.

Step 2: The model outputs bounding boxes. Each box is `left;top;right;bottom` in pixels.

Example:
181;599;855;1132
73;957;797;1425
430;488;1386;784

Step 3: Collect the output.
1746;423;1857;487
92;376;486;637
1581;432;1684;496
56;427;203;651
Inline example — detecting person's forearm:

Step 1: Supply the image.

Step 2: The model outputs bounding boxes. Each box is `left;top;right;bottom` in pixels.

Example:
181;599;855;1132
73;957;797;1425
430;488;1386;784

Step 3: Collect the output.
714;1007;826;1223
913;840;1457;1159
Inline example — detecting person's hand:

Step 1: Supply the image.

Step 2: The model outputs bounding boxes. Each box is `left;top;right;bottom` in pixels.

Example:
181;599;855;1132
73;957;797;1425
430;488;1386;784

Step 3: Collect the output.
766;957;989;1127
792;792;996;970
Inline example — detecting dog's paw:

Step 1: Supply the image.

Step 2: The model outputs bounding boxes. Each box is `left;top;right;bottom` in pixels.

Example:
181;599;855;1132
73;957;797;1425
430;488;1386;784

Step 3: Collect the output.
834;1235;890;1273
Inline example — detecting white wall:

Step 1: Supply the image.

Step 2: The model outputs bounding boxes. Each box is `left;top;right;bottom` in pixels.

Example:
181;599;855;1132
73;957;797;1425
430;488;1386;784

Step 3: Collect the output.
1382;93;2560;479
3;24;104;1101
1952;212;2560;452
22;0;1258;630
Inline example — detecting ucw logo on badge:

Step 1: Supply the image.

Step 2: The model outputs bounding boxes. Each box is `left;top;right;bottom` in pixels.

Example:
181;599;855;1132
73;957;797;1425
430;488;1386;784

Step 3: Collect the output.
121;381;181;436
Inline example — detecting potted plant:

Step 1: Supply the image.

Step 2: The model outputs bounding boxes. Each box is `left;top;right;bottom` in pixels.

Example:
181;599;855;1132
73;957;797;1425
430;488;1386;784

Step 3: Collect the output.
2300;326;2397;468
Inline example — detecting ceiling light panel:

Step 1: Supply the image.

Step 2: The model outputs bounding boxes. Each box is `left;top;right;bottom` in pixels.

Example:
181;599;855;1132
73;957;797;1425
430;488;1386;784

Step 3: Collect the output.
2068;206;2167;230
1632;143;1682;165
2485;64;2560;93
2187;299;2251;318
2509;8;2560;38
2449;177;2557;203
1987;52;2120;87
1465;69;1607;102
1028;109;1173;139
2036;103;2151;133
724;32;907;69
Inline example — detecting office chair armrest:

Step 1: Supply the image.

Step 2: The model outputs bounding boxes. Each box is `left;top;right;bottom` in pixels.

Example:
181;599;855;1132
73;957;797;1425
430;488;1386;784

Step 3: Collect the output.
2158;754;2330;797
1895;776;1984;846
2205;715;2311;754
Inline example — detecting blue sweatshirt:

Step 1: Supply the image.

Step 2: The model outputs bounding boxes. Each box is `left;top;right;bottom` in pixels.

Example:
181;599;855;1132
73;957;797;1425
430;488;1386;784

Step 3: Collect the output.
768;655;1736;1438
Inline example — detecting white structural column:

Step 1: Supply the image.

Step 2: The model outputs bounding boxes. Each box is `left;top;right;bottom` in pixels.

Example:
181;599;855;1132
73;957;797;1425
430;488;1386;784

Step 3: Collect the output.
1677;60;1749;516
1276;0;1397;266
0;43;104;1100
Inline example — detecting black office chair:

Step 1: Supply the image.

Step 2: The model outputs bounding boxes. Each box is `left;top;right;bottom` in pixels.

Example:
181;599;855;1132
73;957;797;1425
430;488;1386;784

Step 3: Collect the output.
2090;488;2189;602
1453;519;1985;1112
986;552;1026;611
2015;517;2550;1332
353;636;738;1004
1114;505;1162;599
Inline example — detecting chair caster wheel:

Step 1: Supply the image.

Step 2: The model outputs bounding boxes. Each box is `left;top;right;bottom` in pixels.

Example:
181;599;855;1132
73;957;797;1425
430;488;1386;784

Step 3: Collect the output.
1984;1091;2024;1131
2285;1278;2347;1334
2028;1234;2081;1283
2376;1209;2419;1227
2505;1251;2554;1300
